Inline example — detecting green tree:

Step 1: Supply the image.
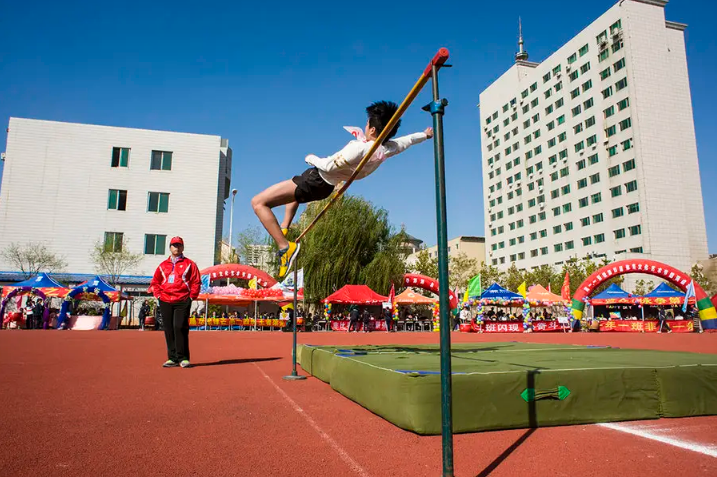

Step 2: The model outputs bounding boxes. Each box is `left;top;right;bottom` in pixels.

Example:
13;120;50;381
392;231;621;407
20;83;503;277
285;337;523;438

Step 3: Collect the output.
632;279;655;297
411;249;438;280
503;263;525;293
448;252;480;292
691;263;715;296
525;265;558;292
560;255;624;298
91;239;143;287
1;242;67;279
478;262;505;290
297;195;406;303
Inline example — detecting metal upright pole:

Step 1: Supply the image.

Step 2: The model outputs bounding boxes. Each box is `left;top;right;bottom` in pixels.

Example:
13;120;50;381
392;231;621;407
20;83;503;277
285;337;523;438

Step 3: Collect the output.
284;254;306;381
425;64;454;477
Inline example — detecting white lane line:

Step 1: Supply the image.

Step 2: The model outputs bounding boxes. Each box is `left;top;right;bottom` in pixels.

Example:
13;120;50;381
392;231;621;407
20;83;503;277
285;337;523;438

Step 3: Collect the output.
598;422;717;458
253;363;371;477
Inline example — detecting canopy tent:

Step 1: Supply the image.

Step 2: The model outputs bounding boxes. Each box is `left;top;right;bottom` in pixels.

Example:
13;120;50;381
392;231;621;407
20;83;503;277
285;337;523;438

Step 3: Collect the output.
74;276;128;302
479;283;523;304
640;282;695;305
590;283;634;305
394;288;437;305
526;285;567;306
1;273;70;298
323;285;388;305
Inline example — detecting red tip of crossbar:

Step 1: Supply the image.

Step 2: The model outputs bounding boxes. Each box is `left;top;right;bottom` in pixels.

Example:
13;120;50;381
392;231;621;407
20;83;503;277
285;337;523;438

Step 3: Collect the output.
423;48;450;77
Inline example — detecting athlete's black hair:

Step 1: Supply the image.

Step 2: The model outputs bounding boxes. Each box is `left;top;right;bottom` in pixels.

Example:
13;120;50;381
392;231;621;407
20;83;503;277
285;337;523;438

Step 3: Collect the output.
366;100;401;140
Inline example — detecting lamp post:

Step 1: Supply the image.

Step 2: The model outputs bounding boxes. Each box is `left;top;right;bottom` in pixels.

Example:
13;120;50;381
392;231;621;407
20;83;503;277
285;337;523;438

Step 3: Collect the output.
228;189;238;262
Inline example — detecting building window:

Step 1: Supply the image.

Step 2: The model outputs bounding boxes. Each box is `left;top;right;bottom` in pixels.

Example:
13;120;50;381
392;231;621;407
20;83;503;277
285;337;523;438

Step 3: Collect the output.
553;207;562;217
554;243;563;252
583;98;594;110
593;213;604;223
614;58;626;72
108;189;127;211
547;121;555;131
574;123;584;135
545;104;554;115
612;41;623;53
604;106;615;118
575;141;585;153
572;105;582;117
104;232;124;252
606;125;617;137
541;247;549;255
111;147;130;168
622;139;633;151
582;79;593;92
551;189;560;199
586;135;597;147
627;202;640;214
630;247;643;253
531;249;539;258
614;228;626;239
569;70;579;82
629;225;642;236
554;225;562;234
557;115;565;125
599;49;610;62
564;222;574;231
581;217;590;227
555;98;564;109
618;98;630;111
608;165;620;177
553;65;562;75
619;118;632;131
585;116;596;128
577;159;586;170
616;78;628;91
610;185;622;198
540;229;548;238
145;234;167;255
594;233;605;243
579;44;589;57
600;67;611;80
151;150;173;171
148;192;170;213
602;86;613;99
570;88;580;99
568;53;577;64
558;132;567;143
531;98;539;108
577;178;588;189
608;145;618;157
565;240;575;250
582;236;592;246
590;173;600;184
579;197;589;208
612;207;624;218
560;167;569;177
625;180;638;193
588;154;599;165
530;82;538;92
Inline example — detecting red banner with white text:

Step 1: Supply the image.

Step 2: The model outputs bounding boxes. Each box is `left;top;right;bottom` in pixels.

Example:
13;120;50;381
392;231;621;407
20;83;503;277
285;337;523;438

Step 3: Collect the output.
598;320;693;333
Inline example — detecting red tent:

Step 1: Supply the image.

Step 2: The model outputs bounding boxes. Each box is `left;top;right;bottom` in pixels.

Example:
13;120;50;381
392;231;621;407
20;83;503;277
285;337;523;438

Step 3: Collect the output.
323;285;388;305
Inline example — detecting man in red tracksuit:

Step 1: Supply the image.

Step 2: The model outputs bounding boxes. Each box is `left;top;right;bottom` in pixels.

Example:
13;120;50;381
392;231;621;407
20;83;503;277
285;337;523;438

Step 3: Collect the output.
149;236;201;368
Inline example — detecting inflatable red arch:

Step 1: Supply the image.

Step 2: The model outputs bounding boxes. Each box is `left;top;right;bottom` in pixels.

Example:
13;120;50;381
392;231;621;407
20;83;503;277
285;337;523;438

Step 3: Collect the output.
200;264;277;288
571;259;717;330
403;273;458;310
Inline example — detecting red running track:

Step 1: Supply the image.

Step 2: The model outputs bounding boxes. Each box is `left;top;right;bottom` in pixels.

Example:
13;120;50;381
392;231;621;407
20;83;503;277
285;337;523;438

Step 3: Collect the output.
0;330;715;476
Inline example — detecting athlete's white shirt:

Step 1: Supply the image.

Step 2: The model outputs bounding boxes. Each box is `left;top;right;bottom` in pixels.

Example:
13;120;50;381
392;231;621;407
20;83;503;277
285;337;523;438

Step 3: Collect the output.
304;126;429;186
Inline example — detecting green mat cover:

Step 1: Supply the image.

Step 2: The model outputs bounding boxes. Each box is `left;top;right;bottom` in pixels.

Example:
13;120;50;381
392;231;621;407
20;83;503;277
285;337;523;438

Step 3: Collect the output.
297;343;717;434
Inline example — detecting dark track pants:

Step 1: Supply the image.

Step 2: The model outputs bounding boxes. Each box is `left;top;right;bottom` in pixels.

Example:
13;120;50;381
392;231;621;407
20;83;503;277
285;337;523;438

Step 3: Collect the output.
159;299;192;362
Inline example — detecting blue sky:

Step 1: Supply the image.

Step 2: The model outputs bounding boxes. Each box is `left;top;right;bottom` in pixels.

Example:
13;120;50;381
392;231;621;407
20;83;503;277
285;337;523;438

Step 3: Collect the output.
1;0;715;253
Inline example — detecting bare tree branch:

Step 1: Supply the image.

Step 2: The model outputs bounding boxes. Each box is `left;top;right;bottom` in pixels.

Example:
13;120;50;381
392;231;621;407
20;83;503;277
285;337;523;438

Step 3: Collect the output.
1;242;67;279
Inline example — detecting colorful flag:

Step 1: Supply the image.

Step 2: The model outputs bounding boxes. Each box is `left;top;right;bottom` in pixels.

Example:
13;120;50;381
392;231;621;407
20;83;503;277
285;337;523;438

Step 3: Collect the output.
248;277;258;290
388;283;395;305
682;280;695;313
518;281;527;298
561;272;570;301
465;274;481;302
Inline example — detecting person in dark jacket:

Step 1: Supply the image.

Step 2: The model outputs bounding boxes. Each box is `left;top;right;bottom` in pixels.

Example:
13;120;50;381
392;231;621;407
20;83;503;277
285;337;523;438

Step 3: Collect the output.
383;307;393;332
149;237;202;368
32;299;44;330
362;308;371;333
348;306;360;332
138;301;150;331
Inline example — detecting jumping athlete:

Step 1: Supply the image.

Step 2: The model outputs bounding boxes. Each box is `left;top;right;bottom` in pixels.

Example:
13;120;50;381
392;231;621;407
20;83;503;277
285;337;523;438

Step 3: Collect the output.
251;101;433;277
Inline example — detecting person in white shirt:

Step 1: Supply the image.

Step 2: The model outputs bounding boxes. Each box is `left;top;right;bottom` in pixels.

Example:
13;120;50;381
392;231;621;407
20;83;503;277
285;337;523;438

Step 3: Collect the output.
251;100;433;277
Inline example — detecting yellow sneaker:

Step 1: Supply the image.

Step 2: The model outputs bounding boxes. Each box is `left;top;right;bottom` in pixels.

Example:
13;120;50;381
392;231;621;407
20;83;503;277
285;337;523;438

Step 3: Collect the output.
281;228;288;236
278;241;300;278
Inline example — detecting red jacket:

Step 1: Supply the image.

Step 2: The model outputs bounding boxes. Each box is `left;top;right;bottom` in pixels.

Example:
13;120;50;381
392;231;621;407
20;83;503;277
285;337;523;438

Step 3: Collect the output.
149;255;201;303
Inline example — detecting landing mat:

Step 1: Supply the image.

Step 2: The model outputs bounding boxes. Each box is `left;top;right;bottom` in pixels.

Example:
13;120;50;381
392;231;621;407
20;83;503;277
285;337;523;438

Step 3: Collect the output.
297;342;717;434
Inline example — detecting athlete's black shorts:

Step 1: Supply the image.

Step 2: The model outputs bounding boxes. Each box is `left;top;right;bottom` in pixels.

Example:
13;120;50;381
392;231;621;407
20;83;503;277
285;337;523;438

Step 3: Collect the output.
292;167;334;204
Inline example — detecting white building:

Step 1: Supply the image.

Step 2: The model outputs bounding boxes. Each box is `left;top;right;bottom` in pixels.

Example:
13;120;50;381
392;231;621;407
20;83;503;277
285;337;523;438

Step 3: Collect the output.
406;236;486;269
479;0;708;276
246;244;273;271
0;118;232;275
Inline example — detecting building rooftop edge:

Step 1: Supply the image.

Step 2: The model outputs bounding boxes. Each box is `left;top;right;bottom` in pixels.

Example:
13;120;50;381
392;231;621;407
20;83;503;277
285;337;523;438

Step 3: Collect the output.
8;117;223;141
665;20;687;31
630;0;668;8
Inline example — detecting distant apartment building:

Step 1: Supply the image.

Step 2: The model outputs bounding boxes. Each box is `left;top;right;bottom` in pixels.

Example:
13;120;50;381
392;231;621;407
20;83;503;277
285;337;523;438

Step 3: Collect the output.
0;118;232;275
406;236;486;269
478;0;708;275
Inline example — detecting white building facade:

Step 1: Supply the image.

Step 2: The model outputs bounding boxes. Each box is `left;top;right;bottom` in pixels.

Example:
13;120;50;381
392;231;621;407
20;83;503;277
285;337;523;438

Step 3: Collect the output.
0;118;232;275
479;0;708;275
